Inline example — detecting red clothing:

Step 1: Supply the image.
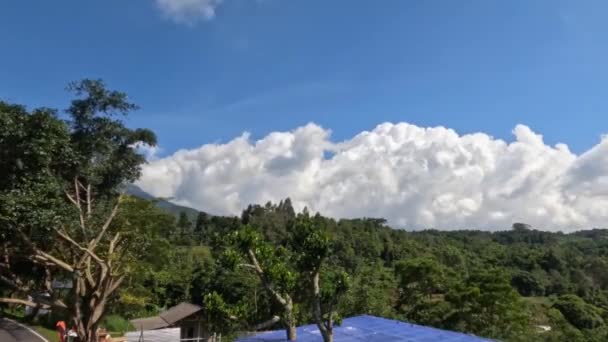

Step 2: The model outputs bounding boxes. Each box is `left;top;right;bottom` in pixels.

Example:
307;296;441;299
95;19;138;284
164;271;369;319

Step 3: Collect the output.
56;321;66;342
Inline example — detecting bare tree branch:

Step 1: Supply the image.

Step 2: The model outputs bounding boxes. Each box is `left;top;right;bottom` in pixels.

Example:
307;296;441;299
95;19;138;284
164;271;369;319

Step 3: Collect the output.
252;316;281;331
87;197;121;253
247;250;265;276
0;298;44;308
109;274;125;294
73;178;87;237
108;232;121;256
86;183;92;219
0;274;26;291
31;252;74;273
0;297;67;309
65;190;79;207
55;228;104;265
239;263;257;270
84;258;96;288
246;249;288;307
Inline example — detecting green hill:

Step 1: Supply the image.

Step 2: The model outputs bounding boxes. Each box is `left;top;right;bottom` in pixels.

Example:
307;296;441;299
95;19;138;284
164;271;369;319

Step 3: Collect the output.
126;184;200;220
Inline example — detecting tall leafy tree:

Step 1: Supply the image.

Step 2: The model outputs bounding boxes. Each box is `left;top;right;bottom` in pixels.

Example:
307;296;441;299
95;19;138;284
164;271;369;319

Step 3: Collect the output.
0;102;74;311
65;79;156;194
394;257;448;325
0;79;156;342
444;268;531;340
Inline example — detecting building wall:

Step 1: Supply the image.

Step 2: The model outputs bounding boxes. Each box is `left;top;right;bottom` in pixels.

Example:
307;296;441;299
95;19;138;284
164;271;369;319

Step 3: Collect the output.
178;314;209;341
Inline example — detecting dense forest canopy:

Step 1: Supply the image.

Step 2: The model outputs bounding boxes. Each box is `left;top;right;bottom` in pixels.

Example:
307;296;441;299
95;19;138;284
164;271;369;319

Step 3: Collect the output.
109;197;608;341
2;81;608;342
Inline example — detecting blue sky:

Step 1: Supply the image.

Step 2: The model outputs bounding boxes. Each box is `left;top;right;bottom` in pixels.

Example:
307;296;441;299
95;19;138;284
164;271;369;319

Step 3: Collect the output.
1;0;607;155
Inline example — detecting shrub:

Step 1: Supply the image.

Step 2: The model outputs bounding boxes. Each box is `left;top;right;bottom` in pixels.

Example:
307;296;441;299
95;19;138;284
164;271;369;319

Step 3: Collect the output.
103;314;133;334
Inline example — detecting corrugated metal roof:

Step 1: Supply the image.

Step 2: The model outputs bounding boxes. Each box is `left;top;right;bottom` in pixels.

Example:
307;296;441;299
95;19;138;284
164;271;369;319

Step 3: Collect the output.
236;315;494;342
130;302;204;331
130;316;169;331
160;302;203;325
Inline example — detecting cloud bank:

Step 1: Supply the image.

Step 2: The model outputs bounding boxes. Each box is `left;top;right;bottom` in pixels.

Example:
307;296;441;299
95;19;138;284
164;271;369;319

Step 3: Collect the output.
155;0;223;24
136;123;608;231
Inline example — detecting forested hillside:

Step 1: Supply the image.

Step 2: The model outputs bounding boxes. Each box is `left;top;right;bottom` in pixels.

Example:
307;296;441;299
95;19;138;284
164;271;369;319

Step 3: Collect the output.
116;198;608;341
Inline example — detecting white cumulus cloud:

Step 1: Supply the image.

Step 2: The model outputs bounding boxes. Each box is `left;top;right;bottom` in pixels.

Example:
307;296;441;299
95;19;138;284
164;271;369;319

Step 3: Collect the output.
135;122;608;231
155;0;223;24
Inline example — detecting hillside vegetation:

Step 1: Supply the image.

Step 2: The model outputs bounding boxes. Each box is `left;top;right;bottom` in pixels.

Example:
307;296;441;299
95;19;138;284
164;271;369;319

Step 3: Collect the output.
115;197;608;341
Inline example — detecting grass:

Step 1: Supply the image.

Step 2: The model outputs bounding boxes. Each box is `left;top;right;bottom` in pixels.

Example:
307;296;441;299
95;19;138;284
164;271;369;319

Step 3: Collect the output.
523;296;555;326
523;296;553;306
30;324;57;341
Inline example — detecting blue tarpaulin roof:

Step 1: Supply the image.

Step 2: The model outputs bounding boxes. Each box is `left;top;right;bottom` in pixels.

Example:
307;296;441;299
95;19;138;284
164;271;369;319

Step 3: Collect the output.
236;315;494;342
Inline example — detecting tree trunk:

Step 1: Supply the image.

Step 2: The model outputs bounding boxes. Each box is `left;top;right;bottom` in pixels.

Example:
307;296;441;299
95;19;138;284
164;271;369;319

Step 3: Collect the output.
286;324;297;341
72;302;103;342
312;271;333;342
72;275;117;342
284;301;297;341
2;186;125;342
318;319;333;342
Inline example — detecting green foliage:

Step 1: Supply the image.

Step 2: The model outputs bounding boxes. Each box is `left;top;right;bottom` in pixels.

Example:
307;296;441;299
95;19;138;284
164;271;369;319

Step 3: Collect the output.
203;292;243;333
544;308;587;342
65;79;156;193
553;294;605;330
511;270;546;297
319;269;350;318
291;216;332;272
395;258;445;304
226;225;298;295
0;102;73;245
340;263;396;318
174;211;194;245
102;314;133;334
97;196;608;341
394;257;450;325
444;268;532;339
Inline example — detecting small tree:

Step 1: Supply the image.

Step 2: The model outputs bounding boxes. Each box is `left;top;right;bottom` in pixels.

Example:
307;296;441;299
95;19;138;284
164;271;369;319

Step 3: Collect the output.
223;226;298;340
292;216;349;342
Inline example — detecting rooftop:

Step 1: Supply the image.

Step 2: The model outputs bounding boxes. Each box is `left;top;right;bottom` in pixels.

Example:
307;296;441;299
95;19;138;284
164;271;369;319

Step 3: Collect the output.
130;302;203;331
160;302;203;325
237;315;493;342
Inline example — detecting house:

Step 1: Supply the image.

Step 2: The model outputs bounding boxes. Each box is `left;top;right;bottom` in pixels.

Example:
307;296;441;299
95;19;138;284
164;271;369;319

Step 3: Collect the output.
236;315;494;342
130;302;209;341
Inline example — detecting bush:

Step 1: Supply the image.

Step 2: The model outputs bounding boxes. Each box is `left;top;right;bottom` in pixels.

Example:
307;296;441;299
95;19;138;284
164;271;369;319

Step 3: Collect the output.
553;295;604;330
511;270;545;297
103;314;133;334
